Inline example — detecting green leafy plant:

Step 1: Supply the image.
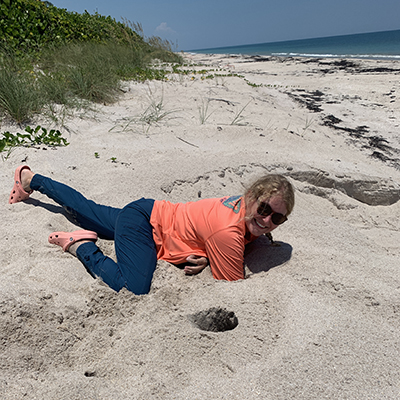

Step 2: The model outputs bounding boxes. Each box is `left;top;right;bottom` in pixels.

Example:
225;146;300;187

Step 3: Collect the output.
0;0;145;57
245;79;263;88
0;125;69;160
0;1;183;124
24;125;69;146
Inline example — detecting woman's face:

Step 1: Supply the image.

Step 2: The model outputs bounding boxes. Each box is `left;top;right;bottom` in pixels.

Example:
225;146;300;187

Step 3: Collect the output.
245;195;288;236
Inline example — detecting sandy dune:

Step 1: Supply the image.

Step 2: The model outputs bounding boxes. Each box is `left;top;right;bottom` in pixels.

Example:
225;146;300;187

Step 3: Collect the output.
1;53;400;399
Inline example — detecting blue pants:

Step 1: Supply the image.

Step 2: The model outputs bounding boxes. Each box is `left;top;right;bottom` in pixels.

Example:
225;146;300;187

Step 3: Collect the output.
31;174;157;294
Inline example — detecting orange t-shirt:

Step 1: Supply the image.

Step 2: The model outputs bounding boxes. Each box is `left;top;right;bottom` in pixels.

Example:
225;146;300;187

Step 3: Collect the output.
150;196;257;281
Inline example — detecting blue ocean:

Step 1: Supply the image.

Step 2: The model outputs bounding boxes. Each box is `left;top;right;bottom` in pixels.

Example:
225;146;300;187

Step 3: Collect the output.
191;29;400;60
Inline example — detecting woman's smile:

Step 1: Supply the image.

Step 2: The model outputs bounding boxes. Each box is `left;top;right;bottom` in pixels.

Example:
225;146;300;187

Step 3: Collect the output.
246;196;287;236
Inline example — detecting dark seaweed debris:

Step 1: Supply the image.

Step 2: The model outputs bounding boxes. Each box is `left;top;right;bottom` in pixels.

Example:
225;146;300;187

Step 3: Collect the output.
245;55;273;62
371;151;390;162
324;114;342;125
358;67;400;73
323;115;369;137
367;136;392;152
322;114;400;168
319;59;360;69
287;89;325;112
298;58;400;75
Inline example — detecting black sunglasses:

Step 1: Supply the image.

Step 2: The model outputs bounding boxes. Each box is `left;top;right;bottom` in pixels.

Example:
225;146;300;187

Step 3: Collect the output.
257;201;287;225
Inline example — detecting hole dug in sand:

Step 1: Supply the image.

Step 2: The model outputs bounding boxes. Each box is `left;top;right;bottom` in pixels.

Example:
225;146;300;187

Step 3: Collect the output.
190;307;238;332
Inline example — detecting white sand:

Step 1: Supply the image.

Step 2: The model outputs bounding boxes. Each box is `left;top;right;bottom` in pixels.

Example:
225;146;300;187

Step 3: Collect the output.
1;54;400;399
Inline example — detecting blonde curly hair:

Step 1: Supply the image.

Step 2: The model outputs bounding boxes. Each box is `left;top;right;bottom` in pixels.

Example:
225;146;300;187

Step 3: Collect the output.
244;174;295;216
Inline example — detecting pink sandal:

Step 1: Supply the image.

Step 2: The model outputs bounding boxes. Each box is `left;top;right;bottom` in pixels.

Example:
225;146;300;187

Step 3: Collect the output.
48;230;98;252
9;165;33;204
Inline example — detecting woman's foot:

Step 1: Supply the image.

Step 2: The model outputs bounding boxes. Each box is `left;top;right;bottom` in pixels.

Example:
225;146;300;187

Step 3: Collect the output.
21;167;34;193
9;165;34;204
68;240;93;257
48;230;98;252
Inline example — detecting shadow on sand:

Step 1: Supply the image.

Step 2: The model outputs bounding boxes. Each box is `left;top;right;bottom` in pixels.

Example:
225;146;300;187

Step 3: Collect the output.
244;235;292;274
25;197;65;215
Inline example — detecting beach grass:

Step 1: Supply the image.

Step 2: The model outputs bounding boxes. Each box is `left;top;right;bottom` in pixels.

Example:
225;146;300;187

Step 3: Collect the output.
230;100;252;126
0;0;182;124
0;41;178;124
198;98;213;125
0;53;45;124
40;42;122;104
109;86;179;134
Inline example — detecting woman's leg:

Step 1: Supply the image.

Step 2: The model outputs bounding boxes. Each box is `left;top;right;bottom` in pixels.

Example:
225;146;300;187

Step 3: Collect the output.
30;174;120;239
20;169;157;294
75;199;157;294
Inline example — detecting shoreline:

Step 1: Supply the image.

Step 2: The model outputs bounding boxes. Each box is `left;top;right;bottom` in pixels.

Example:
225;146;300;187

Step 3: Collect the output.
185;29;400;62
186;51;400;61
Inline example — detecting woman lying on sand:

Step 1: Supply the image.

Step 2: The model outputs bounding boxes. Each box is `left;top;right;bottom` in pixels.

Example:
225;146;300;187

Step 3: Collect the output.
9;165;294;294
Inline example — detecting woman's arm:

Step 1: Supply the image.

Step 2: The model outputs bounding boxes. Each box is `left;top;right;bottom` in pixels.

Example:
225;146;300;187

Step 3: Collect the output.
205;229;246;281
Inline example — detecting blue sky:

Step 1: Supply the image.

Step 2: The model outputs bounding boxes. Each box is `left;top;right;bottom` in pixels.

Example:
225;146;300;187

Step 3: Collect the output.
50;0;400;51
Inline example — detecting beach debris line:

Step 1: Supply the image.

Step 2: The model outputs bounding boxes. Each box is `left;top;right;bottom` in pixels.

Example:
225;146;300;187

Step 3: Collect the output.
286;89;325;113
322;114;400;167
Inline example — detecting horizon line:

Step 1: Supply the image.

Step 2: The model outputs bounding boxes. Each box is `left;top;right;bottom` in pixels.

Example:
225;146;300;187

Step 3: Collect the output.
187;28;400;53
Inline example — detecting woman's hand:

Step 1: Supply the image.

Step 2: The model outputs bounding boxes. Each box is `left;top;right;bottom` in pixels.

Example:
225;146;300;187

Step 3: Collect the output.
184;255;209;275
